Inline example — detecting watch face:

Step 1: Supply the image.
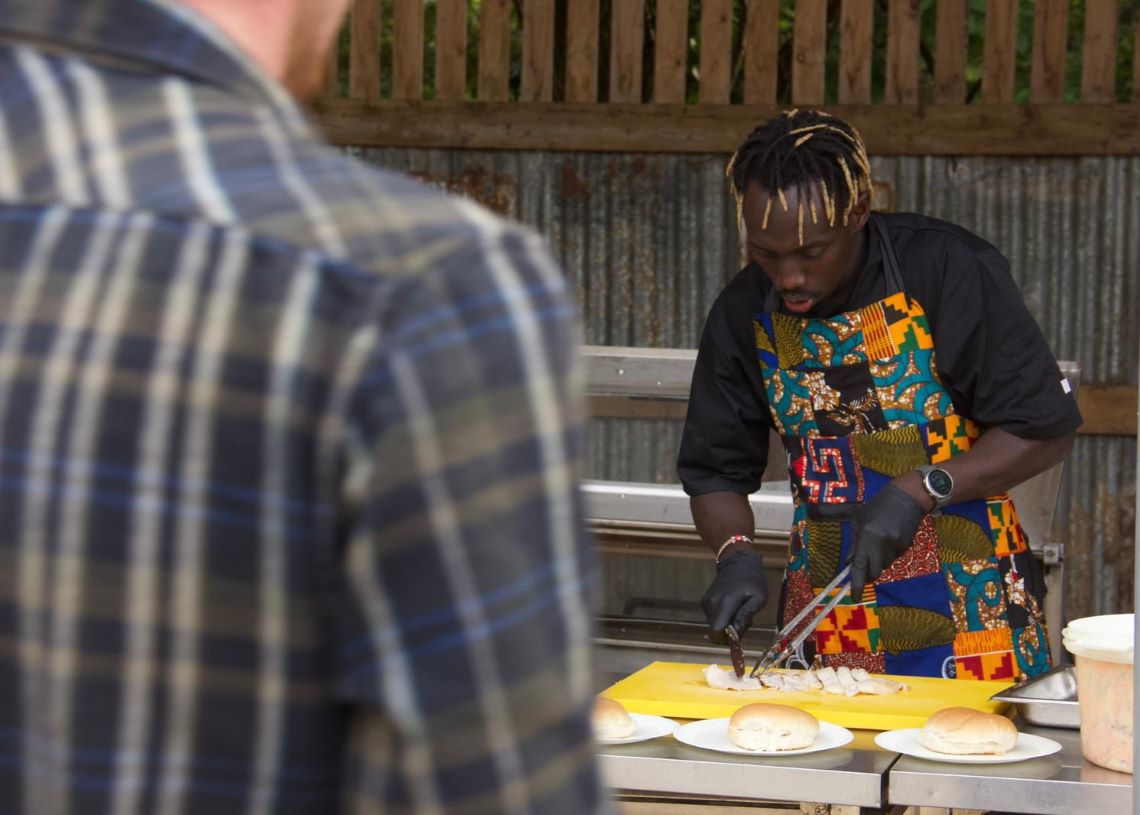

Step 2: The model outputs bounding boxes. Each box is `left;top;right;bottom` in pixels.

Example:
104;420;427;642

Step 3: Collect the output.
927;469;953;498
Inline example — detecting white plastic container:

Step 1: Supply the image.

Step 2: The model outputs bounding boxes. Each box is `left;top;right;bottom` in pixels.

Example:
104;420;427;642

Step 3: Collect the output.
1062;613;1133;773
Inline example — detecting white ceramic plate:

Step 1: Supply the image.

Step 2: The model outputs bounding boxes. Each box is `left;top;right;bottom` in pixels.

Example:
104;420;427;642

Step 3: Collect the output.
673;718;854;756
874;728;1063;764
595;713;678;745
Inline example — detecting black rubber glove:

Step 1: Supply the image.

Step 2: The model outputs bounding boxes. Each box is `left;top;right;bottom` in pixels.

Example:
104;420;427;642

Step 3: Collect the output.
701;551;767;643
850;483;927;600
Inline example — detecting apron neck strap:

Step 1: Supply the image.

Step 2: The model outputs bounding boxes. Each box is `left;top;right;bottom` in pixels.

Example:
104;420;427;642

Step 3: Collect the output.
871;212;905;296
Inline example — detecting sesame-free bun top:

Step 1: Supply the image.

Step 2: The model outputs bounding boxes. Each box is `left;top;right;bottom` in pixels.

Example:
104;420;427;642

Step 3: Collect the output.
727;702;819;751
592;697;636;740
918;707;1018;755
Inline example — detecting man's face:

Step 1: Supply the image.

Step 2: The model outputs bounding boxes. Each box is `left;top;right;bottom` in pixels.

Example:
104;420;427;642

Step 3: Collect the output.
741;180;870;315
284;0;352;98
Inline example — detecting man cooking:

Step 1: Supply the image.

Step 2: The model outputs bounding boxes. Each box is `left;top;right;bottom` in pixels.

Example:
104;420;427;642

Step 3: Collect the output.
678;109;1081;681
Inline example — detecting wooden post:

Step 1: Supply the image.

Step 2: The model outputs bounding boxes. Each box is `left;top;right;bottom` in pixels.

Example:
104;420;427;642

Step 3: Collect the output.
349;0;381;101
838;0;873;104
611;0;646;103
1081;0;1119;103
434;0;468;101
521;0;555;101
885;0;920;104
791;0;827;106
699;0;733;104
566;0;600;103
392;0;424;100
933;0;967;104
1030;0;1070;103
982;0;1018;104
743;0;779;105
478;0;511;102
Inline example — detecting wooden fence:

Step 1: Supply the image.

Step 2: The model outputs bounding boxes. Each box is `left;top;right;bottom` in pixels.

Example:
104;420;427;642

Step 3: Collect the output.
312;0;1140;154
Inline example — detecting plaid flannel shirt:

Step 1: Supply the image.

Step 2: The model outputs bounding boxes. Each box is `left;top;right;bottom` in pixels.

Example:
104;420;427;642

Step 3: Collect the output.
0;1;610;813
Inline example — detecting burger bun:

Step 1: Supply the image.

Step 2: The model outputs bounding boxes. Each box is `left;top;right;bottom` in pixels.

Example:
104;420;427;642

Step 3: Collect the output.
727;702;819;751
592;697;636;740
918;707;1018;755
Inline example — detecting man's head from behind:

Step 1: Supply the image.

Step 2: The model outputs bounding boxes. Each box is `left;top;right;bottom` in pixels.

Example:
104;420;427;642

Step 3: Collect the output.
728;110;874;315
181;0;351;98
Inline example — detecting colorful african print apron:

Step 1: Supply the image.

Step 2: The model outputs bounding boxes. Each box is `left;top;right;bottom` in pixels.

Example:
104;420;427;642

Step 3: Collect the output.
755;216;1050;681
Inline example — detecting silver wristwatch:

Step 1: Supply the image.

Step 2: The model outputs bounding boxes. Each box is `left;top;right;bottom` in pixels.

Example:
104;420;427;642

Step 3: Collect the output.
916;464;954;512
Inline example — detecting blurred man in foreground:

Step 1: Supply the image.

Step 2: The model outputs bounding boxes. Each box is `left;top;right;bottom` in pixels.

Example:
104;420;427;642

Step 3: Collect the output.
0;1;611;813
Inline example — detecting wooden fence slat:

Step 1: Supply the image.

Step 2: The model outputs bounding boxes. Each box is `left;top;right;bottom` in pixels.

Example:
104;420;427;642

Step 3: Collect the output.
478;0;511;102
982;1;1018;104
699;0;733;103
1135;14;1140;102
521;0;555;101
349;0;381;101
838;0;873;104
392;0;423;100
1081;0;1119;103
566;0;600;102
933;0;966;103
324;30;342;97
885;0;920;104
792;0;827;106
314;100;1140;156
1031;0;1070;103
743;0;779;105
653;0;688;103
610;0;646;103
435;0;467;101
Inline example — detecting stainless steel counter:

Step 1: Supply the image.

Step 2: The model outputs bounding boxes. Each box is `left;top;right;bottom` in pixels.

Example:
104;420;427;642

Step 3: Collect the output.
598;728;891;810
598;722;1133;813
887;721;1133;814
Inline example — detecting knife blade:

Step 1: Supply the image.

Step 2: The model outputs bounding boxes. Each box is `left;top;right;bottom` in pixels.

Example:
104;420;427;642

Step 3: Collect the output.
725;625;745;679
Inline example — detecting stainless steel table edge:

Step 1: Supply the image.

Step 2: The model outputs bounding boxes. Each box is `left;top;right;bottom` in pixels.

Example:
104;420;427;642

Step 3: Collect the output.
886;724;1133;815
597;735;894;809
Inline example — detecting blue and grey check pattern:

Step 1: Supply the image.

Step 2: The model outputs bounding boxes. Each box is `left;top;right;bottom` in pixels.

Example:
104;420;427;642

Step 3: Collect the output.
0;1;609;813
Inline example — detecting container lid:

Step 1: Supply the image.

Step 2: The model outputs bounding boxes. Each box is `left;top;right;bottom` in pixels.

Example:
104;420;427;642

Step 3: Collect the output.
1063;613;1134;665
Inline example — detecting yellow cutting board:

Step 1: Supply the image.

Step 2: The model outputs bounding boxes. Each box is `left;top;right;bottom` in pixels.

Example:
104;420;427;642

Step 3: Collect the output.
601;661;1013;731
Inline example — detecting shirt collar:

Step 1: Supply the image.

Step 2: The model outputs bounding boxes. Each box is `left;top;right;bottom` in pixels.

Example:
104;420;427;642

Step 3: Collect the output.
0;0;315;138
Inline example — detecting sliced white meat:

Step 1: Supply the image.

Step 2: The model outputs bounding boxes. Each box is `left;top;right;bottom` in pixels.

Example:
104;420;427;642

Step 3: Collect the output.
854;678;901;695
814;666;845;695
758;672;786;690
859;676;909;694
778;671;819;693
835;666;860;696
704;663;763;691
850;668;871;682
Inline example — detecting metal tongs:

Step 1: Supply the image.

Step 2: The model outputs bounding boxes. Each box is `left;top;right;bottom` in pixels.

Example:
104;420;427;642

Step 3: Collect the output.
748;563;852;678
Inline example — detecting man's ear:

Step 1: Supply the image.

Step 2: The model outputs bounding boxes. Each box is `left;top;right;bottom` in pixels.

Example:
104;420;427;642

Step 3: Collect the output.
848;192;872;232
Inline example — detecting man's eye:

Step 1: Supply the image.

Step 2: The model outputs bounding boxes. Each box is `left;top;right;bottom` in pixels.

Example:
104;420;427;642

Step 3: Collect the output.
801;247;824;259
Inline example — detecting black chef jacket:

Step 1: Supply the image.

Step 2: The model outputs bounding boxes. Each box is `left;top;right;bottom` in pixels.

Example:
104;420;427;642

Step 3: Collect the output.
678;211;1083;497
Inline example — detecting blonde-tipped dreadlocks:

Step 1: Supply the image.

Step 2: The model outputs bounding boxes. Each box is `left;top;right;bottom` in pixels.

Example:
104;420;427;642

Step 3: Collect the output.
726;109;874;245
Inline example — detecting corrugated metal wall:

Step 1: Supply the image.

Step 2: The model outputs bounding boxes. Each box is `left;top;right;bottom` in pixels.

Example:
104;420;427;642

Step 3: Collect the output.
351;146;1138;622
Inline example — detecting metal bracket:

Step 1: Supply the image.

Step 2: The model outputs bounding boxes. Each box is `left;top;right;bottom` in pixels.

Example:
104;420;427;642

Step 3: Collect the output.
1042;542;1064;565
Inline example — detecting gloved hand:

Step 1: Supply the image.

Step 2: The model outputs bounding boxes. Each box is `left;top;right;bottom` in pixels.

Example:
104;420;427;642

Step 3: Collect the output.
701;550;767;643
850;482;927;599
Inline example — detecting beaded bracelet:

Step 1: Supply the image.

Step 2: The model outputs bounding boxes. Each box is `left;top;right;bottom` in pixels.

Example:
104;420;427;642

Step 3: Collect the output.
715;534;753;562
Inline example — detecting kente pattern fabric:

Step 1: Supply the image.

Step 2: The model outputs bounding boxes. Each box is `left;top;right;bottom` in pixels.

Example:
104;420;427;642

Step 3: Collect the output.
758;291;1050;681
